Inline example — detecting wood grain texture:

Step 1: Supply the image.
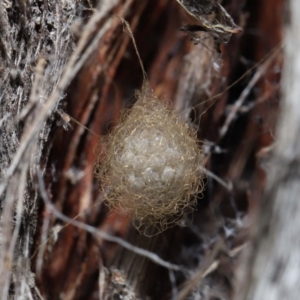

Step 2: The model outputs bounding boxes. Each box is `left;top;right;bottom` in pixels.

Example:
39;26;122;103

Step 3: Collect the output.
236;0;300;299
0;0;285;299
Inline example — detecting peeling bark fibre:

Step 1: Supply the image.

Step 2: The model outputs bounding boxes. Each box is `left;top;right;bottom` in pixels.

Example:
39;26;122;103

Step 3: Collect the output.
0;0;284;299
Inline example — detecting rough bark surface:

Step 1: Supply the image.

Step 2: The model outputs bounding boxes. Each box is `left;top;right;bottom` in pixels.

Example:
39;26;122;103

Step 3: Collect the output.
0;0;285;299
235;0;300;299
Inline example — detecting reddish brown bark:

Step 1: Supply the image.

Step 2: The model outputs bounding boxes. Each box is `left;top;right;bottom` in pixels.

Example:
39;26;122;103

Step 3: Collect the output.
37;0;284;298
0;0;284;299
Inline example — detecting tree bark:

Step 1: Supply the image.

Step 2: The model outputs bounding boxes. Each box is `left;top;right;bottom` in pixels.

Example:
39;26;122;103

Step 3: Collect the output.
235;0;300;299
0;0;285;299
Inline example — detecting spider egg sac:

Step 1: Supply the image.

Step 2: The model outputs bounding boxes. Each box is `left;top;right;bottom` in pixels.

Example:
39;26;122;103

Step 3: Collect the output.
96;83;204;234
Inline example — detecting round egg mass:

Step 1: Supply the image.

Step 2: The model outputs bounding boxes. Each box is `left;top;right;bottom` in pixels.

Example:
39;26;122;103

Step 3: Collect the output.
96;83;204;234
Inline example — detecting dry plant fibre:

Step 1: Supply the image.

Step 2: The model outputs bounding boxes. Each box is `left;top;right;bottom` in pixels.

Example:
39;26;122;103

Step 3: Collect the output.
96;83;204;234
